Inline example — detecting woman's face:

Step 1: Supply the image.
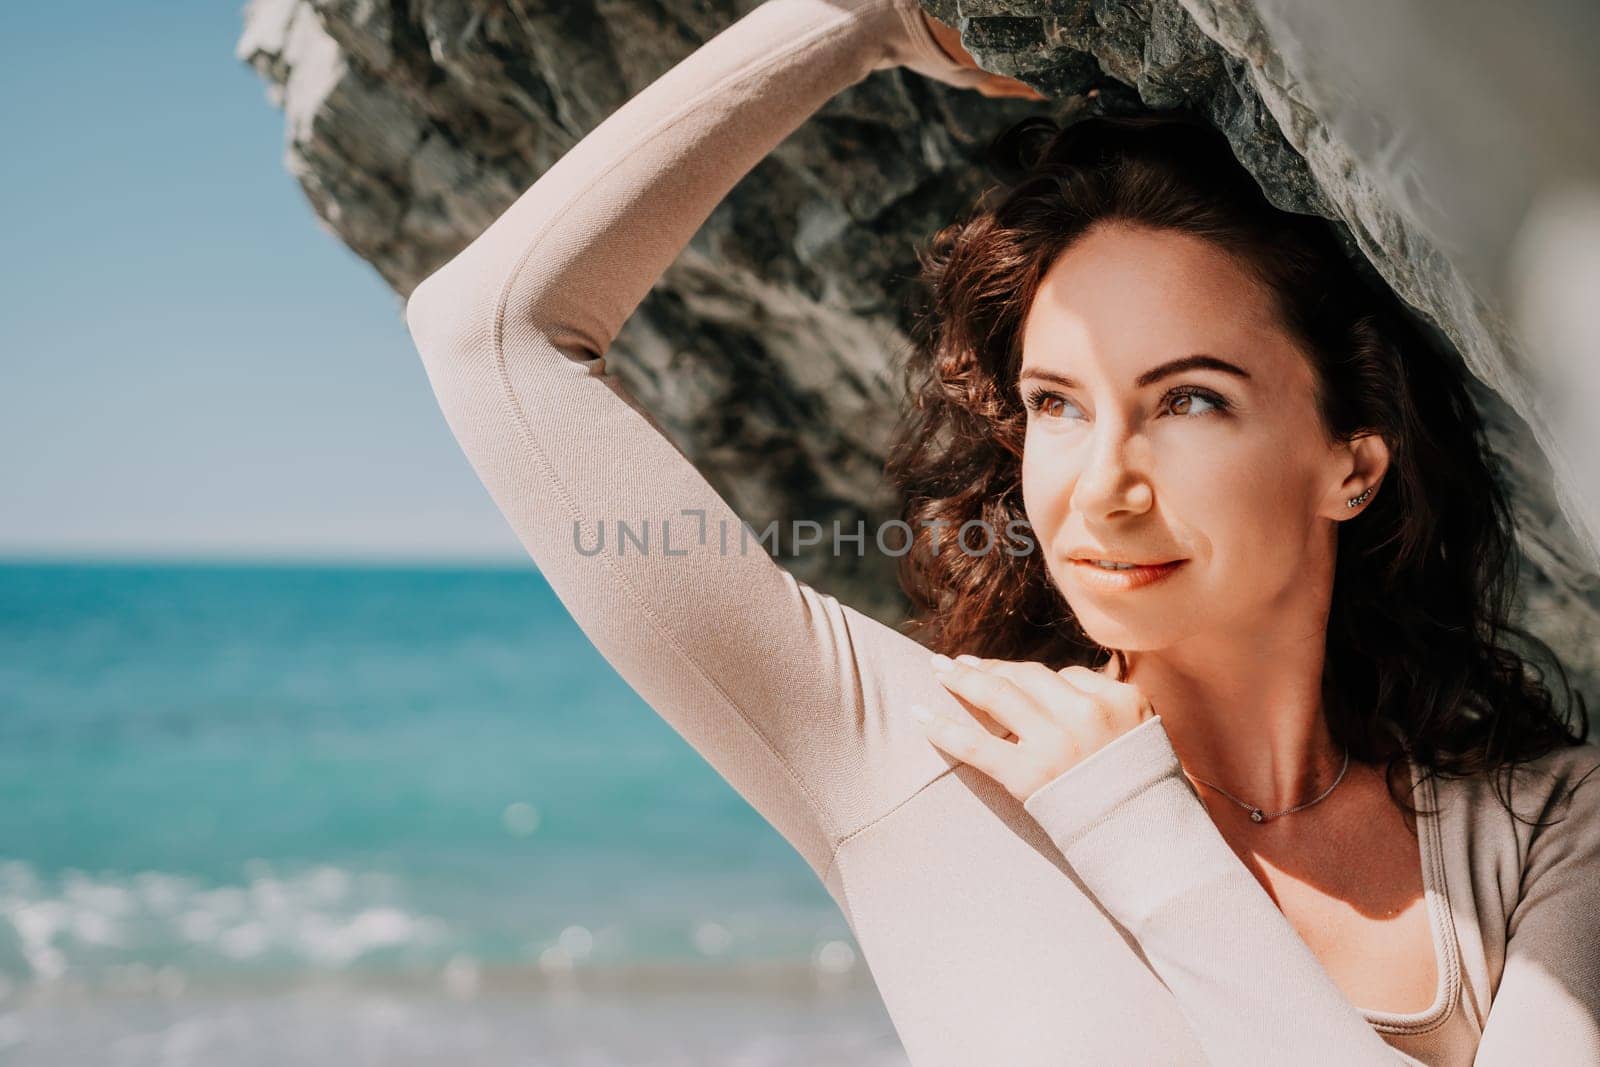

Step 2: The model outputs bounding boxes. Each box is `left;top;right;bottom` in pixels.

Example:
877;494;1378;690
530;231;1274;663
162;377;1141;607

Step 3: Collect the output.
1018;220;1365;651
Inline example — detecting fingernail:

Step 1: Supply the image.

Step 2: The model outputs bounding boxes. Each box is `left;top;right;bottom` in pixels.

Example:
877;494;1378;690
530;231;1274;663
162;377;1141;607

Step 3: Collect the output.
954;654;982;667
909;702;934;724
930;652;956;673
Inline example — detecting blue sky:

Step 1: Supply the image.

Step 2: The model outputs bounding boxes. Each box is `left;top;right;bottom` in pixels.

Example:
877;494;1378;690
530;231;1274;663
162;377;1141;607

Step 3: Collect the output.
0;1;527;562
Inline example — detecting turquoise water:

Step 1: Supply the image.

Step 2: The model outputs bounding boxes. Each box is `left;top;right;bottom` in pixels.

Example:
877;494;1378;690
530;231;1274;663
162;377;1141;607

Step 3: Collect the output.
0;561;856;994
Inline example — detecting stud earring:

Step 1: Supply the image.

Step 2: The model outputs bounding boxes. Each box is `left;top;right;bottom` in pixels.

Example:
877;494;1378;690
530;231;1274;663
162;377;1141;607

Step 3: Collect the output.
1346;485;1375;509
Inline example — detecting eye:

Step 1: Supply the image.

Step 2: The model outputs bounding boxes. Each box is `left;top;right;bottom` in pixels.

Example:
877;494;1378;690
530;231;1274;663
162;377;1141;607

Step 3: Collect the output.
1161;385;1229;418
1023;387;1080;420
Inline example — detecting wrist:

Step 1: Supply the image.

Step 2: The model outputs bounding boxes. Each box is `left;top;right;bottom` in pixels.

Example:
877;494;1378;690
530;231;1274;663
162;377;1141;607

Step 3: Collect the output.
873;0;994;87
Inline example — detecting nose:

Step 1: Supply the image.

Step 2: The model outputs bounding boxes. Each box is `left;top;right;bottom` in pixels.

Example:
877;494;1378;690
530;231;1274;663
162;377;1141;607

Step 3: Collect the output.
1068;418;1154;519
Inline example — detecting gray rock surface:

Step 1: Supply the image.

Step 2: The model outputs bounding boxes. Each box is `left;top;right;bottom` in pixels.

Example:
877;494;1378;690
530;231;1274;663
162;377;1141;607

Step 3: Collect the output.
241;0;1600;710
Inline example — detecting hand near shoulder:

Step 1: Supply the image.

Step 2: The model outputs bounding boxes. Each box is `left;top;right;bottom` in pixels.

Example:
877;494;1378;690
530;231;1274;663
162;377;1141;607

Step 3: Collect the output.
911;654;1156;803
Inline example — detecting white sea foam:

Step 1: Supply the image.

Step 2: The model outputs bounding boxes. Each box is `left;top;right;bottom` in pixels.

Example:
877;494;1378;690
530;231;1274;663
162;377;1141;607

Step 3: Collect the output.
0;861;449;987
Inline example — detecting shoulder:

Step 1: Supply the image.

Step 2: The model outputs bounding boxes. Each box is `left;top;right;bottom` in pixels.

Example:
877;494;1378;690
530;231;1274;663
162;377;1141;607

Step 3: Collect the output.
1509;739;1600;820
1427;739;1600;852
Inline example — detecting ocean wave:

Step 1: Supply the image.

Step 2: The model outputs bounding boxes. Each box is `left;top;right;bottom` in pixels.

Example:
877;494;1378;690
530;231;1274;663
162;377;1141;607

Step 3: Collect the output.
0;860;866;1001
0;860;450;989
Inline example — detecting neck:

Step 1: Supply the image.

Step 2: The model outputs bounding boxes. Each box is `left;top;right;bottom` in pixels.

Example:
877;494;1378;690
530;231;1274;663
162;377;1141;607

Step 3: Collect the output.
1118;613;1347;818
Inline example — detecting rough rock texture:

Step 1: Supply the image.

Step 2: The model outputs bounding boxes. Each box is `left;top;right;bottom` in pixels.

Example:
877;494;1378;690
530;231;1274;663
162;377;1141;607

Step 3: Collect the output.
240;0;1600;710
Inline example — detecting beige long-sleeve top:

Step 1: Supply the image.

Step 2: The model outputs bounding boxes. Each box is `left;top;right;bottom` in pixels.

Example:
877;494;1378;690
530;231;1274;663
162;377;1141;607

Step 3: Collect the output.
402;0;1600;1062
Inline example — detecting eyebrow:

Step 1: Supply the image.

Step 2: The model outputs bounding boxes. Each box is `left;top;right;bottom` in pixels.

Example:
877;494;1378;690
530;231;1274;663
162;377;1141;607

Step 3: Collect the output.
1018;354;1253;390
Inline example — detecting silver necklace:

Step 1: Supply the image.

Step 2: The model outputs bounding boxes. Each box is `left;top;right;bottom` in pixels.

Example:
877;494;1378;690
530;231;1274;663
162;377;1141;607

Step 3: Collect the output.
1185;747;1351;823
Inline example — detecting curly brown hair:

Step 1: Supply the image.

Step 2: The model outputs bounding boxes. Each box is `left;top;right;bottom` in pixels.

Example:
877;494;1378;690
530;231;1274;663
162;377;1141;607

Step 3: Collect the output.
883;111;1591;820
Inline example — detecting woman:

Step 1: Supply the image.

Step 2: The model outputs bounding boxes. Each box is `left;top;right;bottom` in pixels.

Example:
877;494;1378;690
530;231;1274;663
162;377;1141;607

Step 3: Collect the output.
402;0;1600;1063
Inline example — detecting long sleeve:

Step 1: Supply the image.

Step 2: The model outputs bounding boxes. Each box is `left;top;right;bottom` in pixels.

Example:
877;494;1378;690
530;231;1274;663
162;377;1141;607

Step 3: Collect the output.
1022;715;1407;1066
1471;748;1600;1065
403;0;991;883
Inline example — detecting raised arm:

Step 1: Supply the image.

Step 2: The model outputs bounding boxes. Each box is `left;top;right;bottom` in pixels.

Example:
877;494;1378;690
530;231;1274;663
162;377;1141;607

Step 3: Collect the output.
1023;716;1409;1066
403;0;991;882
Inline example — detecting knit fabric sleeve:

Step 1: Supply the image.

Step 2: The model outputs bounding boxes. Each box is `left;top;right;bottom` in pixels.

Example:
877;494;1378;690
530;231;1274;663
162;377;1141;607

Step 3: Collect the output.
1471;746;1600;1064
1023;715;1408;1066
402;0;990;881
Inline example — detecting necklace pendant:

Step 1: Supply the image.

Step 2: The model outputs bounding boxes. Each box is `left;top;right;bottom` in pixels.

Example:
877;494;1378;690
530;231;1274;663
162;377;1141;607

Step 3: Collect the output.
1249;809;1265;823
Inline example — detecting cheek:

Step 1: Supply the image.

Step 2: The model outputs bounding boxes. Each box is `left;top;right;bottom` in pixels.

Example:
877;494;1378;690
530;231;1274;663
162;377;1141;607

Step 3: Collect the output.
1174;434;1317;570
1020;417;1321;569
1020;432;1075;537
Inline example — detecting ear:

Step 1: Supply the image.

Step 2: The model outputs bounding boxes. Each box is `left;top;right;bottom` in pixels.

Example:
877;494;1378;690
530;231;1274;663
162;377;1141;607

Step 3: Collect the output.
1323;432;1390;520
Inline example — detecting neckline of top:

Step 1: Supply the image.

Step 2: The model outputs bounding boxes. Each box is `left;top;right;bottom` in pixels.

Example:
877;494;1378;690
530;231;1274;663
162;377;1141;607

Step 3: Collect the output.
1356;753;1463;1033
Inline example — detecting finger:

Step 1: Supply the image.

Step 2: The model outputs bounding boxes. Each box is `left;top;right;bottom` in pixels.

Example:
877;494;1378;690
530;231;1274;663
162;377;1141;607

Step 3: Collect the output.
933;657;1051;737
933;681;1015;739
1058;664;1157;724
930;659;1015;739
911;702;1017;777
957;704;1016;740
979;79;1047;101
1057;662;1126;696
921;13;973;67
972;659;1094;726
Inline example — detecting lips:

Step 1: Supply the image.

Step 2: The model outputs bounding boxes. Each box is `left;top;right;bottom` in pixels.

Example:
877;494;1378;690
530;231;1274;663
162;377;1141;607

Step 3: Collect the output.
1068;557;1187;591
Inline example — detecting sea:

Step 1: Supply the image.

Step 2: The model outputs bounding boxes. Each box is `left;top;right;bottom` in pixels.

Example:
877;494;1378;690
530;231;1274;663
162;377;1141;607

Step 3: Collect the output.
0;561;910;1066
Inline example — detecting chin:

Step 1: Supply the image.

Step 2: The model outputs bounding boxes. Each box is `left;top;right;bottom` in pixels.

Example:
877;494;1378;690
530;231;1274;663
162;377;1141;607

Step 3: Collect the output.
1060;579;1207;651
1073;615;1187;653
